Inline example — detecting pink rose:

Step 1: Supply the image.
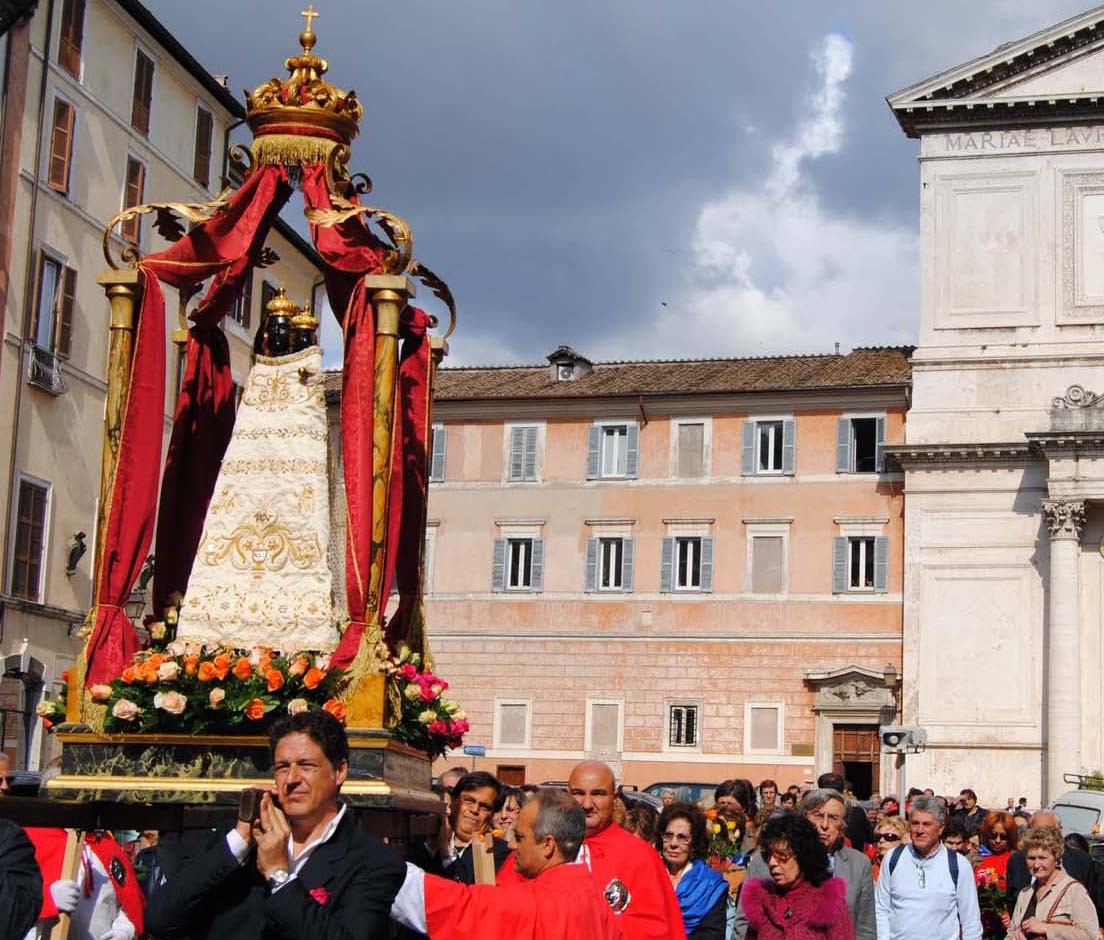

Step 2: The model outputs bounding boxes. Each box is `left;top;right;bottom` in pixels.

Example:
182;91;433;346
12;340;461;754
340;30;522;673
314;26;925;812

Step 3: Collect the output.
154;690;187;715
157;661;181;681
287;698;309;715
399;663;418;681
112;699;139;721
89;684;113;702
419;685;438;702
208;687;226;709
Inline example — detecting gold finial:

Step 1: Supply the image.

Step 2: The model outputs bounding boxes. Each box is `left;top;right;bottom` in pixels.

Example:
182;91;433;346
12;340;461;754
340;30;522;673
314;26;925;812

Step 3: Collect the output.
265;286;299;319
299;5;319;52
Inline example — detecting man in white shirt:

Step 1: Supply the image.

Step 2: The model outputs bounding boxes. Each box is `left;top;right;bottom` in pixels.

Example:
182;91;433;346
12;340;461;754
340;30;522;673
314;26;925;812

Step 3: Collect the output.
875;795;982;940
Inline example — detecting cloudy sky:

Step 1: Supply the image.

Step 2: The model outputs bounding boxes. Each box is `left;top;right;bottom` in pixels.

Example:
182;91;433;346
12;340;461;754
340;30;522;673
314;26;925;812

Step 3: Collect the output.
148;0;1095;366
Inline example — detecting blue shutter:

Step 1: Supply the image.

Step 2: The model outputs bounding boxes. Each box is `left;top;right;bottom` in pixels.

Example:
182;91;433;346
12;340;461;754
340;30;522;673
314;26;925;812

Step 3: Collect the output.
700;537;714;593
660;537;674;593
622;538;635;592
836;419;851;473
586;426;601;479
585;538;598;592
875;416;886;473
874;536;889;594
741;421;755;476
530;538;545;592
832;537;848;594
492;538;506;592
782;419;796;475
508;428;525;480
522;426;538;480
430;425;446;482
625;424;640;479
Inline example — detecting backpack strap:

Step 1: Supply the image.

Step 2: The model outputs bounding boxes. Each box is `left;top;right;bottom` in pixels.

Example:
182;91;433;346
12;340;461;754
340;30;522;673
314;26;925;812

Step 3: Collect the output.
946;846;959;885
887;844;906;877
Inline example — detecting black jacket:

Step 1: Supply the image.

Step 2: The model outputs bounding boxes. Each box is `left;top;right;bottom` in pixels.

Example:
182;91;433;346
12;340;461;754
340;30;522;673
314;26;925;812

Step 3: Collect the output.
0;818;42;940
145;810;404;940
1005;845;1099;916
689;890;728;940
406;834;511;884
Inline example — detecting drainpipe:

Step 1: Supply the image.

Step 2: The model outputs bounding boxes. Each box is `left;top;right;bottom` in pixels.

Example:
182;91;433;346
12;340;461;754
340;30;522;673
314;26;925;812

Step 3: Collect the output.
3;0;55;587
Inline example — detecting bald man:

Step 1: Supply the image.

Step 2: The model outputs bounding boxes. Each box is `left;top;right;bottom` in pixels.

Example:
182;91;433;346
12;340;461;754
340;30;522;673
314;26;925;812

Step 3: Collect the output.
500;762;684;940
0;752;11;796
1005;810;1100;916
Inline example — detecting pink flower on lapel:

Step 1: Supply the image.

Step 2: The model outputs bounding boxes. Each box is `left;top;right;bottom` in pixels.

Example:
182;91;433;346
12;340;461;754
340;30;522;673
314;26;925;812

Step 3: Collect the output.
309;886;330;905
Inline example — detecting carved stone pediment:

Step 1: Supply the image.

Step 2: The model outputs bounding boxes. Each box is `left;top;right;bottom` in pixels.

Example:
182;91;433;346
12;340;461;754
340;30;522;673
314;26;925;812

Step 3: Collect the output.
805;665;896;713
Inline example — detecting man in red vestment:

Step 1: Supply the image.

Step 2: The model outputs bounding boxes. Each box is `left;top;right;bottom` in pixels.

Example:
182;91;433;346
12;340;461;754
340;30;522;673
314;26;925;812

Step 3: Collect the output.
391;789;621;940
569;761;686;940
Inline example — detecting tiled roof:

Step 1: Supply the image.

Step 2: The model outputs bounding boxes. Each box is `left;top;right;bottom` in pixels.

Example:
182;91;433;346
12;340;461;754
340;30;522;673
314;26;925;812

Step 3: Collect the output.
429;347;913;401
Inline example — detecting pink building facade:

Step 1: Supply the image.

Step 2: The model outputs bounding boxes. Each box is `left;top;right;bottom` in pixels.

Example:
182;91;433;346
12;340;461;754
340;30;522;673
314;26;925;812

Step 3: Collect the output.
419;346;910;796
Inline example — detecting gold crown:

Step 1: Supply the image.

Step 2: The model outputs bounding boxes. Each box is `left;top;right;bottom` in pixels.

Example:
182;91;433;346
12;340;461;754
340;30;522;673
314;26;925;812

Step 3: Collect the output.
265;287;299;319
245;7;363;168
291;305;319;331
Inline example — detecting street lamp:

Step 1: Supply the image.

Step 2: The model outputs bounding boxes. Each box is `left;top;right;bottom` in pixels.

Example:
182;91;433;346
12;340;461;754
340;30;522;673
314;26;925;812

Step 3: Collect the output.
883;662;899;688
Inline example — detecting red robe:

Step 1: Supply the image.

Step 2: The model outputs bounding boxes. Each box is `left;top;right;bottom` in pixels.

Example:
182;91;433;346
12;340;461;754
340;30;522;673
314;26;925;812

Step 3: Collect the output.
424;861;622;940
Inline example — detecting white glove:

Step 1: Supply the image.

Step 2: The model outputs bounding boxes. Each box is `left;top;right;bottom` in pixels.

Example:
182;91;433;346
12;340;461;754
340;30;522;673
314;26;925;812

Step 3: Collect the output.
49;879;81;914
99;913;136;940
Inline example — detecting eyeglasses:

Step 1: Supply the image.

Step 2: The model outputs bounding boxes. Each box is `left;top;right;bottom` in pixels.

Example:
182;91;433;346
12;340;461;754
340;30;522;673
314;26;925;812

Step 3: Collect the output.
989;832;1008;840
878;833;902;842
661;833;691;844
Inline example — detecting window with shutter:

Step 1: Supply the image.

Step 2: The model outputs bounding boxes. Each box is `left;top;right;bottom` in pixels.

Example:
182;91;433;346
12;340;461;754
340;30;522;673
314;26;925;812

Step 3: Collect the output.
506;538;533;590
11;479;49;601
660;537;674;593
58;0;85;78
677;423;704;478
194;106;213;187
584;538;598;592
598;538;624;591
232;273;253;328
429;425;446;482
507;425;539;481
55;265;76;359
48;98;75;194
751;536;784;594
675;537;703;591
131;50;155;135
757;420;784;472
621;538;635;593
847;536;876;590
121;157;145;244
33;255;62;349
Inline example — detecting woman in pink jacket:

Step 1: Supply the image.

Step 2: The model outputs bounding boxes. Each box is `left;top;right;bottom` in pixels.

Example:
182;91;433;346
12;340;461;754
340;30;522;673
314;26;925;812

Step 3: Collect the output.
741;812;855;940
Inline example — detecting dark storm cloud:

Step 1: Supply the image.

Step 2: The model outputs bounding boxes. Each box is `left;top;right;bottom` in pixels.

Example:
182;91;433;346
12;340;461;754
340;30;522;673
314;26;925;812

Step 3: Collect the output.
145;1;1095;364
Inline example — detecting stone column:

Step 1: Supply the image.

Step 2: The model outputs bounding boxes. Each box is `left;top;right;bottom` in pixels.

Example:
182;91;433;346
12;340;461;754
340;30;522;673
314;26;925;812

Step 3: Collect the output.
1042;499;1086;803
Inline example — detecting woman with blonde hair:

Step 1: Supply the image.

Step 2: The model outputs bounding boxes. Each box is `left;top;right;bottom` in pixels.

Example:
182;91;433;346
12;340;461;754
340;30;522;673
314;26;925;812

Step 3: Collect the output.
870;815;909;881
1007;826;1098;940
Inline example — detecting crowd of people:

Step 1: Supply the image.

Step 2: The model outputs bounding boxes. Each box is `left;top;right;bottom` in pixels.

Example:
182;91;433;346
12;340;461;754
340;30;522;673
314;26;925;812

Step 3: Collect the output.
1;735;1102;940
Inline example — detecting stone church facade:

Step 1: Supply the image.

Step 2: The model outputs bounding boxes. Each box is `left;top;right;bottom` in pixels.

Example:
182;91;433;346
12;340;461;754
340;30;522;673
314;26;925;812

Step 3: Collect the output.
888;6;1104;803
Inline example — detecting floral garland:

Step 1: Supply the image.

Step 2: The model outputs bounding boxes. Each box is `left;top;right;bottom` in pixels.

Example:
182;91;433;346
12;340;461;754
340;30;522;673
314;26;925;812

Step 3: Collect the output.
385;645;468;759
92;646;347;734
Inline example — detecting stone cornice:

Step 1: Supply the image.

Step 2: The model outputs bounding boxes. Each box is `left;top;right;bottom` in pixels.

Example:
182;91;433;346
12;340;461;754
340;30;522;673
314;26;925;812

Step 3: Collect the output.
1026;430;1104;456
894;98;1104;139
884;442;1034;470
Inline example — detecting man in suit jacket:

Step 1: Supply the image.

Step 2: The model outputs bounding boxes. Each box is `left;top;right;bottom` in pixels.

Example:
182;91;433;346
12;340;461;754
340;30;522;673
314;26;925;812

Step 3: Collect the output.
733;789;876;940
0;817;42;940
145;711;404;939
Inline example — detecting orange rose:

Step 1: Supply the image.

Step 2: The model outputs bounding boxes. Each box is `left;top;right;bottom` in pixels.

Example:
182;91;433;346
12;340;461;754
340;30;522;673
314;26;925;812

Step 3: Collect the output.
322;698;346;723
243;698;266;720
147;653;164;670
197;661;216;682
140;664;159;684
183;655;199;676
259;652;273;673
121;666;137;684
266;669;285;693
288;654;311;677
213;653;231;681
232;657;252;681
303;667;326;690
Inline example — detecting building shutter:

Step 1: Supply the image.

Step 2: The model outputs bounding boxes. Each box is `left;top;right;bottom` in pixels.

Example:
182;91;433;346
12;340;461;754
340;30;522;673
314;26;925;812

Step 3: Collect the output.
874;536;889;594
48;98;75;193
522;426;538;480
30;253;45;348
832;537;848;593
492;538;506;592
586;426;601;479
508;428;525;480
875;416;886;473
59;0;85;78
131;50;154;134
660;537;674;593
625;424;640;479
584;538;598;592
836;418;851;473
194;106;213;187
529;538;545;592
741;421;755;475
782;418;796;475
430;425;446;482
621;538;635;592
700;537;715;593
122;158;145;244
55;266;76;359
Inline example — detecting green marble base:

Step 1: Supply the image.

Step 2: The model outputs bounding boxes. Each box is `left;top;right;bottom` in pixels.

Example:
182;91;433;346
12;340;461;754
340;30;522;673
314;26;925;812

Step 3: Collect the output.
47;730;439;817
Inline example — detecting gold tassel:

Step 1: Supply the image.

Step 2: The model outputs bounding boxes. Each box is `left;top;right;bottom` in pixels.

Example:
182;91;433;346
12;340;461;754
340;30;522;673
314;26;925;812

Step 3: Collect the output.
251;135;340;169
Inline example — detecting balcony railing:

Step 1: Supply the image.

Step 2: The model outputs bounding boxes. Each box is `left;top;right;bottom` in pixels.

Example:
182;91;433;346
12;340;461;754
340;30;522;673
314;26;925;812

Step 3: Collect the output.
27;346;66;395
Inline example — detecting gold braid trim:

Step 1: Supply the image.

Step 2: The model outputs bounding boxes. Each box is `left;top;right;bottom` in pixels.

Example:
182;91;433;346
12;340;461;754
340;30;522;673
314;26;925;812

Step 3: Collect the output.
252;134;341;169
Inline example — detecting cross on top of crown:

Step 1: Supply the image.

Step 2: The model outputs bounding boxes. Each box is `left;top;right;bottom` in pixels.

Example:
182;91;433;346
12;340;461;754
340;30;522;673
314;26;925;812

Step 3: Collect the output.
301;5;320;32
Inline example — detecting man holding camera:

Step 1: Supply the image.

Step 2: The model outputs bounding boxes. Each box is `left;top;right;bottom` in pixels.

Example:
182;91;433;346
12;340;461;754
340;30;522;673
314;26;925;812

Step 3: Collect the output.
145;711;404;939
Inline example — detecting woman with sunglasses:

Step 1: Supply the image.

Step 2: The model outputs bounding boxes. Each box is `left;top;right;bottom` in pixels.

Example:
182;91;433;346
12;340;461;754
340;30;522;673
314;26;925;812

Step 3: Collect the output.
655;803;729;940
871;816;909;880
976;811;1018;934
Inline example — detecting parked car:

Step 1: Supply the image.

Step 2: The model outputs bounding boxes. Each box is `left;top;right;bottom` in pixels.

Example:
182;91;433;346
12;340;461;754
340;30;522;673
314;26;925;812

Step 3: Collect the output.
643;781;718;808
1051;775;1104;841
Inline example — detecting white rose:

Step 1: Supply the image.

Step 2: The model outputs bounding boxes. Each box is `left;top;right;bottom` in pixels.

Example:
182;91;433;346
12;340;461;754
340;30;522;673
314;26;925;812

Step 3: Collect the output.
157;661;180;681
89;684;113;702
287;698;309;715
417;709;437;725
403;684;421;701
112;699;139;721
154;690;187;715
208;687;226;709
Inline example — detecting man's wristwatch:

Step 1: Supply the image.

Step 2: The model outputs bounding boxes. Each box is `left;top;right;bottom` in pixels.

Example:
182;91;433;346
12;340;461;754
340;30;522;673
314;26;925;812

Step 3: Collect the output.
268;868;290;888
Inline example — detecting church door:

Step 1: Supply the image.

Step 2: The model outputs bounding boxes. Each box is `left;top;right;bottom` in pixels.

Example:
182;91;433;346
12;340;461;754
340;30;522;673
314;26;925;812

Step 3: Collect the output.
832;724;880;798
